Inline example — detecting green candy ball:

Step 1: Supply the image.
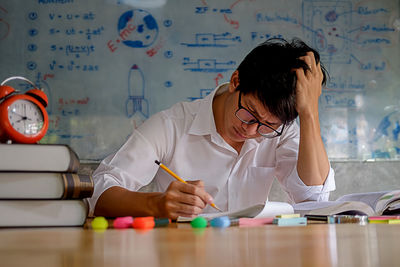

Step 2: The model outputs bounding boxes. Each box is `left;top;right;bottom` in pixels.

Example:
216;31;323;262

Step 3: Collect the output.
190;216;208;228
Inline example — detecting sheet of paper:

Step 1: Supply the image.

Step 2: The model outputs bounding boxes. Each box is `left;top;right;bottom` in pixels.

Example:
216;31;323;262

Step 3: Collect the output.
177;201;294;222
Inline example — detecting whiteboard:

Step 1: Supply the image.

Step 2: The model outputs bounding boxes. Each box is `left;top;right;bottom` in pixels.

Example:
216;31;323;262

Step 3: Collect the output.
0;0;399;161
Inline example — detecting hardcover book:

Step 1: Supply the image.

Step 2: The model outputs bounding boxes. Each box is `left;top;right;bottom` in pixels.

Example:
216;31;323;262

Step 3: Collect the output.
0;144;79;172
0;172;93;199
0;200;88;227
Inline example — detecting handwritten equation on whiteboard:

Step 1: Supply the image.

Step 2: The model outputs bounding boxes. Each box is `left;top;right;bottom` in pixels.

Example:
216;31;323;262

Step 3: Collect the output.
0;0;399;161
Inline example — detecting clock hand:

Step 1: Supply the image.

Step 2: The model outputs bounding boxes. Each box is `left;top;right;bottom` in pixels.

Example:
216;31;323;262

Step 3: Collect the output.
11;110;32;121
11;110;25;118
12;110;31;122
15;117;32;123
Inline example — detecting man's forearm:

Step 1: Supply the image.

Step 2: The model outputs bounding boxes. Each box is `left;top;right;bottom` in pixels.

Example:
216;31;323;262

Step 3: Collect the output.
94;186;161;217
297;114;330;186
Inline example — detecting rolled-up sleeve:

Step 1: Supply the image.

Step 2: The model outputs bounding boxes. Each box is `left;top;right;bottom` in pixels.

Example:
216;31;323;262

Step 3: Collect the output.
274;122;336;204
86;163;129;217
86;113;170;216
284;166;336;203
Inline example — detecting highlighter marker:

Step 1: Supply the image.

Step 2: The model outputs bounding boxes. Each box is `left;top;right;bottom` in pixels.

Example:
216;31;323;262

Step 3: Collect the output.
154;218;171;227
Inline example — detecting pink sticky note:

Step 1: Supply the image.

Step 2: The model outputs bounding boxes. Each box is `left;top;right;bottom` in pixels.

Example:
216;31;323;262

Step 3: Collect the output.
369;216;400;220
239;217;274;226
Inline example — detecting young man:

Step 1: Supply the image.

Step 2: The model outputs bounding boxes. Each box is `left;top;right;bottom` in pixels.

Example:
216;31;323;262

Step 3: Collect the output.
87;38;335;219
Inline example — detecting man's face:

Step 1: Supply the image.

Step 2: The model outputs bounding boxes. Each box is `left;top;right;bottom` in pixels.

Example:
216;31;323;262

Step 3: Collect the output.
223;90;282;144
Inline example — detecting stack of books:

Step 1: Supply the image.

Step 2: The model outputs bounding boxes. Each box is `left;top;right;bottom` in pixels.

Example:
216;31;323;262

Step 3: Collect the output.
0;143;93;227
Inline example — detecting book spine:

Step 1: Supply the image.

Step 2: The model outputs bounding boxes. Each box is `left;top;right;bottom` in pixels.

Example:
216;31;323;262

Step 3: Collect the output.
61;173;94;199
67;145;80;173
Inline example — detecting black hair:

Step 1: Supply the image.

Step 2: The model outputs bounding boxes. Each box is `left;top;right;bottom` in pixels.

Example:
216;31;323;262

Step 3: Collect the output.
236;37;328;125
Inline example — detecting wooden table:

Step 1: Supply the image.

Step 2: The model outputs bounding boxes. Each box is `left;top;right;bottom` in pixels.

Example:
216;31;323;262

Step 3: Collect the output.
1;223;400;267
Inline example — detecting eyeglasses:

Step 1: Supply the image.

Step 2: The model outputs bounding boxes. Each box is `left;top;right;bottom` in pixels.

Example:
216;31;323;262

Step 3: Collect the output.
235;92;284;138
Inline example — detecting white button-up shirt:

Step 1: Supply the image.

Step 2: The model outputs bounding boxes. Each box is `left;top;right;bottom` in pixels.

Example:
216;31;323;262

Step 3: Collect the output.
87;83;335;216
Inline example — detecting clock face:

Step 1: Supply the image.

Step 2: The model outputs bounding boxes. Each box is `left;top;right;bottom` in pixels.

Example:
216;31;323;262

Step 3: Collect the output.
8;99;44;135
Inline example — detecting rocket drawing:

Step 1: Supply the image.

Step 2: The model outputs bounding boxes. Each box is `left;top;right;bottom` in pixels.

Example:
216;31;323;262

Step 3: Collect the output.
126;64;149;128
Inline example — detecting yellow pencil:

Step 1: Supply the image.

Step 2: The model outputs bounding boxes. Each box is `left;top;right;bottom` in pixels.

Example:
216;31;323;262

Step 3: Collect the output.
155;160;222;212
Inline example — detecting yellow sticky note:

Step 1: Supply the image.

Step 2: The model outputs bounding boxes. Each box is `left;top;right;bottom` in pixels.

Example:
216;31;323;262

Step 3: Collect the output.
276;214;300;219
369;220;388;224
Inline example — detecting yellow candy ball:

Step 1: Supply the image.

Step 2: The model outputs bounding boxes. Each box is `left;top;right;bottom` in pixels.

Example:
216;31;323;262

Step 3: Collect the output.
91;216;108;230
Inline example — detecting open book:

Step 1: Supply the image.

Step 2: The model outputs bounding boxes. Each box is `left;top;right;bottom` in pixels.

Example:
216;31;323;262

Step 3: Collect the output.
293;190;400;216
178;190;400;222
177;201;294;222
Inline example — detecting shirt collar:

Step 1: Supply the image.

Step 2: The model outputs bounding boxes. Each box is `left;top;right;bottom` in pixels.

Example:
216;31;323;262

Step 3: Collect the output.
188;83;229;136
188;82;265;146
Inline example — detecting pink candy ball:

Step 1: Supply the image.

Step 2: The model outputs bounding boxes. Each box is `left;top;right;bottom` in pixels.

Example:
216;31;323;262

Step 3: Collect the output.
113;216;134;229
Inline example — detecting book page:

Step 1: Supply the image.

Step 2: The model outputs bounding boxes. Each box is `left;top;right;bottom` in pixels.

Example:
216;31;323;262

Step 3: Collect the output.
336;191;393;212
293;201;375;216
374;190;400;214
177;201;294;222
253;201;294;218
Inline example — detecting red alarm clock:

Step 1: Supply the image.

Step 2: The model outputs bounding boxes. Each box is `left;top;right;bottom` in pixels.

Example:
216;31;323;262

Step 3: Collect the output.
0;76;49;144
